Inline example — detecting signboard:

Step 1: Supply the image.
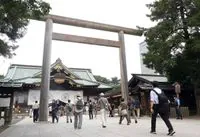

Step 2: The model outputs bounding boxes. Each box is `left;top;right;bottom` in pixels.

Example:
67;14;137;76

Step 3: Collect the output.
28;90;83;105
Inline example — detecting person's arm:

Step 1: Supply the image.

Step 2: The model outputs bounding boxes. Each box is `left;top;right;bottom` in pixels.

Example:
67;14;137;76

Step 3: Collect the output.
150;91;154;113
150;101;154;113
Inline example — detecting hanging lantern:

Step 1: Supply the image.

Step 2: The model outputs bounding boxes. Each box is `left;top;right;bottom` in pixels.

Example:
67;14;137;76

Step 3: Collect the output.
54;73;66;84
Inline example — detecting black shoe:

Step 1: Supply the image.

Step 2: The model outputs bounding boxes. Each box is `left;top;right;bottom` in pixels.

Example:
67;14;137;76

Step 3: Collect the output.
127;123;130;125
102;125;106;128
70;119;72;123
135;120;138;123
150;131;156;134
167;130;175;136
66;121;69;123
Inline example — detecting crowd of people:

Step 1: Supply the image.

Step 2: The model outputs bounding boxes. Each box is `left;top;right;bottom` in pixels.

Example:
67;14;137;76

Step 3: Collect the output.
31;82;183;136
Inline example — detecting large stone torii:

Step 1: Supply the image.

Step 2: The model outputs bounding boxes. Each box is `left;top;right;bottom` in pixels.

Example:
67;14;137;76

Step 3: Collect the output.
39;14;143;121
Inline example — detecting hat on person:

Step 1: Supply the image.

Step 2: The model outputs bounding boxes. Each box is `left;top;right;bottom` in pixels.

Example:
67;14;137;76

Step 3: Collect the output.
99;92;104;96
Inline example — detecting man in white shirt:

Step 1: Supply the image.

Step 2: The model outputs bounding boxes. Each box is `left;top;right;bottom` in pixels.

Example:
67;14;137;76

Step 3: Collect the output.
32;101;39;122
150;82;175;136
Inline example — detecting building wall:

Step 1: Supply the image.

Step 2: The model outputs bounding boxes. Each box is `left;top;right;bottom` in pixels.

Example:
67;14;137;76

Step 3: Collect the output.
28;90;84;105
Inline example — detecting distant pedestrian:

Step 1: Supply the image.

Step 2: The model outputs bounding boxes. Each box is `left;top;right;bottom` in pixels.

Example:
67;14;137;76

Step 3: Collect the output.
66;99;73;123
98;92;109;128
174;96;183;120
134;98;141;119
74;95;84;129
150;81;175;136
130;98;138;123
32;101;39;122
51;99;59;123
118;98;130;125
109;103;115;117
93;102;98;118
88;100;94;119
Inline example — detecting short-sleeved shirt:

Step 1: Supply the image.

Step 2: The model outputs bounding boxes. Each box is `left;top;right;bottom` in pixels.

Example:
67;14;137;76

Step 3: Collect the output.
150;87;162;104
32;103;39;110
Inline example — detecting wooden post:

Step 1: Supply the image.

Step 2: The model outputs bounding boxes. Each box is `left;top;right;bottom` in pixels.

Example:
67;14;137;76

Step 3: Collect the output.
4;92;14;125
8;92;14;124
118;31;129;103
39;18;53;121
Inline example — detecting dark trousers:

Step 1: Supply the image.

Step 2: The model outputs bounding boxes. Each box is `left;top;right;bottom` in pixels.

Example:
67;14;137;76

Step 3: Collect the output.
151;104;173;132
109;109;114;117
52;112;58;123
175;106;182;119
119;115;129;124
33;109;39;122
89;111;93;119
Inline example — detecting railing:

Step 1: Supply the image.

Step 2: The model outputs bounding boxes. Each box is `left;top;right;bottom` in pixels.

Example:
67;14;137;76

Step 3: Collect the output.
170;107;189;118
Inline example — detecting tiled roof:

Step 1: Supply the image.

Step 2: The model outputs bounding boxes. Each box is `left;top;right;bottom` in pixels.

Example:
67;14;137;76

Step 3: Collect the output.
3;64;41;81
14;77;41;84
0;59;111;89
70;69;97;82
132;74;168;83
73;79;98;86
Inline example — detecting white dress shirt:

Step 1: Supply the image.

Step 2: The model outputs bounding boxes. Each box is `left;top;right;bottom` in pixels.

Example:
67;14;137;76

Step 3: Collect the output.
150;87;162;104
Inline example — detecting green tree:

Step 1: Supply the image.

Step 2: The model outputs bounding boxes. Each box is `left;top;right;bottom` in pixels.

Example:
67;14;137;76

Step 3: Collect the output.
110;77;119;85
0;0;51;58
94;75;111;84
144;0;200;114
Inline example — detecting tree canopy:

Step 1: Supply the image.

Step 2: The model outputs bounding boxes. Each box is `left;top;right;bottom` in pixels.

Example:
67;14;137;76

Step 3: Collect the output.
144;0;200;85
0;0;51;58
94;75;120;86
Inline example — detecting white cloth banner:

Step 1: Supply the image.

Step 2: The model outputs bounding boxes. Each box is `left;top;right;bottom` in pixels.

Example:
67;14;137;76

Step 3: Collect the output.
0;98;10;107
28;90;83;105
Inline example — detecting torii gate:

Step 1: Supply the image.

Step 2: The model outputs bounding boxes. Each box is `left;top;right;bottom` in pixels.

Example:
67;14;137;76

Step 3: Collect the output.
39;14;142;121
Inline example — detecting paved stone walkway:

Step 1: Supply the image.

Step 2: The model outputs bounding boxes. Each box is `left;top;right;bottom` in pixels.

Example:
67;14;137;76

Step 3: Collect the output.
0;115;199;137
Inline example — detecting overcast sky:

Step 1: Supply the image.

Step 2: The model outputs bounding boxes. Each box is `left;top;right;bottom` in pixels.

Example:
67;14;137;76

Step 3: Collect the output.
0;0;154;79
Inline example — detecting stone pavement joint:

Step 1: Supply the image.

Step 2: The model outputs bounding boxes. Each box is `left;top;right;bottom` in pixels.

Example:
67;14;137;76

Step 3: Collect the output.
0;115;200;137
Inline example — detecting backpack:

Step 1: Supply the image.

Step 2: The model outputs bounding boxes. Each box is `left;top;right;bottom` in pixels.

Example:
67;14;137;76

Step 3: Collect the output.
76;99;84;110
152;89;169;106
